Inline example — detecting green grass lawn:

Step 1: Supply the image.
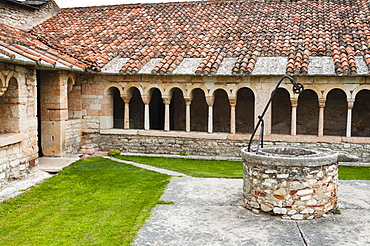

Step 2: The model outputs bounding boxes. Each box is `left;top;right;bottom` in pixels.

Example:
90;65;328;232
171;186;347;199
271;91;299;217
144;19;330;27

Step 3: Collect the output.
116;155;370;180
338;165;370;180
116;155;243;178
0;157;170;246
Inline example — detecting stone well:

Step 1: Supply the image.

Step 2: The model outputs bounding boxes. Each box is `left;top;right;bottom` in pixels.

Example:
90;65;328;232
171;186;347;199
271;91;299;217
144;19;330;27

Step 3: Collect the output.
241;147;339;220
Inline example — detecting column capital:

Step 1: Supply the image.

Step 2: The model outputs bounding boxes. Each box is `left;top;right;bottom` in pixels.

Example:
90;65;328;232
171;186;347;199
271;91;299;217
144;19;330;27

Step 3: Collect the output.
318;98;326;108
121;95;132;104
347;98;355;109
229;96;237;107
290;98;298;107
162;97;171;105
206;96;215;106
184;97;192;106
141;94;151;104
0;87;6;97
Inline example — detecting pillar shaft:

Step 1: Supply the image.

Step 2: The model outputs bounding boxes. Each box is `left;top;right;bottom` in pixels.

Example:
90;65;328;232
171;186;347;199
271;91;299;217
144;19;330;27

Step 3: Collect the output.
163;97;171;132
346;99;355;138
206;96;215;133
318;98;326;137
141;95;151;130
185;98;191;132
290;98;298;136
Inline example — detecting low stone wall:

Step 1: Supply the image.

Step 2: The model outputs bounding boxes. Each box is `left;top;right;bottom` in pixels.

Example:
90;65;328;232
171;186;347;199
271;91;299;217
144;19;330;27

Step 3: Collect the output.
0;139;37;188
83;131;370;162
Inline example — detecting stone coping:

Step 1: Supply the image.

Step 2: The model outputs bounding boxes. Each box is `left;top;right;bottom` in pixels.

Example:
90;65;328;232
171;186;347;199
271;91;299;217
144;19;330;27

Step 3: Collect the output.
241;147;338;167
0;133;25;147
99;129;229;139
98;129;370;144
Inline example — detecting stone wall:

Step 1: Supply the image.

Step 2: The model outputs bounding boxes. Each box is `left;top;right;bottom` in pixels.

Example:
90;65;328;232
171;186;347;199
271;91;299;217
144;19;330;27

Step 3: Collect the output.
0;1;59;30
0;62;38;187
82;131;370;162
65;119;82;155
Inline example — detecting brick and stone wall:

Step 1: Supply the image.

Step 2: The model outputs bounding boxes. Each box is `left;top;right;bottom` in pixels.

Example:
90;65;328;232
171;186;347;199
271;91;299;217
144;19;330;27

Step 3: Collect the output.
0;1;59;30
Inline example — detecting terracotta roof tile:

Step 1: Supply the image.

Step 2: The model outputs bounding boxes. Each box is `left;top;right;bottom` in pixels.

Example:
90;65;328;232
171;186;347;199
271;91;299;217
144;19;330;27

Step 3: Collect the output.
28;0;370;75
0;23;87;70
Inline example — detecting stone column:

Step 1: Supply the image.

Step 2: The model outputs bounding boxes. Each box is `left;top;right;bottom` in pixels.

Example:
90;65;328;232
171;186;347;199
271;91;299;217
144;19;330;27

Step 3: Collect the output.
185;97;191;132
206;96;215;133
229;97;237;134
39;71;68;156
290;98;298;136
141;95;151;130
346;99;355;138
318;98;326;137
122;95;132;130
163;97;171;132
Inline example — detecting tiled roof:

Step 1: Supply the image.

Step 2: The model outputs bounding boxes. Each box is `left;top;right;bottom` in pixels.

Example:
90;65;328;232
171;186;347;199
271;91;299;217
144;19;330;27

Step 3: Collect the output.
0;23;87;71
31;0;370;76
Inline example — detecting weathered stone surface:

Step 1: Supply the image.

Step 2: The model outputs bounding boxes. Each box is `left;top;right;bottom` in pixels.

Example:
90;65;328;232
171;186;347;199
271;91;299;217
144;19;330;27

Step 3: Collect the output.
241;147;338;220
260;203;273;212
291;214;304;220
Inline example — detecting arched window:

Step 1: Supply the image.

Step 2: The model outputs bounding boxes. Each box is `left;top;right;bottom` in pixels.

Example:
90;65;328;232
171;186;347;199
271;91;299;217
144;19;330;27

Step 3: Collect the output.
272;88;291;134
213;89;230;133
129;88;144;129
150;88;164;130
111;87;124;129
170;88;186;131
324;89;347;136
297;89;319;135
236;88;254;133
352;89;370;137
190;88;207;132
0;77;19;133
67;77;82;119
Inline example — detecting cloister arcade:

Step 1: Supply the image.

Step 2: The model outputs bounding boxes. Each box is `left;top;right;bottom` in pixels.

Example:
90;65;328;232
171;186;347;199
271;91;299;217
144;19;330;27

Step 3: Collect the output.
105;83;370;139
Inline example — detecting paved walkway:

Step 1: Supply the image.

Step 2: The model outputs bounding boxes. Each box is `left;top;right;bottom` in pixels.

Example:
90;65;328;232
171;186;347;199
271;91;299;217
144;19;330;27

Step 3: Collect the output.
0;155;369;245
132;177;370;246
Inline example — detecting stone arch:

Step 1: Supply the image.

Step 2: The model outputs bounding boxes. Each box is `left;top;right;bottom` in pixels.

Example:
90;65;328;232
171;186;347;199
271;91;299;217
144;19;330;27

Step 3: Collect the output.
324;88;347;136
209;85;232;98
106;87;124;129
213;89;230;132
236;87;255;133
190;88;208;132
297;89;319;135
123;82;143;97
300;84;321;99
165;84;186;99
170;88;186;131
144;84;165;96
272;88;291;134
0;76;20;133
323;85;351;99
234;83;257;98
352;85;370;99
104;83;124;95
149;88;165;130
352;89;370;137
187;85;208;99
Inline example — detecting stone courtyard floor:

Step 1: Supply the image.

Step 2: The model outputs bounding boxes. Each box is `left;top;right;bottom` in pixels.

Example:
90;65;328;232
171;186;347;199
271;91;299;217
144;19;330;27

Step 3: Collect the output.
0;155;369;246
